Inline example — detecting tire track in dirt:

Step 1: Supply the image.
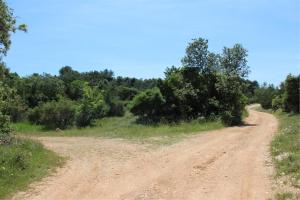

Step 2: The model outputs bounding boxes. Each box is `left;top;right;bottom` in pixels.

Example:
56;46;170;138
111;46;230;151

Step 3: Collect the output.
12;105;278;200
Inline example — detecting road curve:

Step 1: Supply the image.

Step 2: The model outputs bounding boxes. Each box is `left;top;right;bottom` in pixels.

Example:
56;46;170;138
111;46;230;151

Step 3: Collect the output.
13;105;278;200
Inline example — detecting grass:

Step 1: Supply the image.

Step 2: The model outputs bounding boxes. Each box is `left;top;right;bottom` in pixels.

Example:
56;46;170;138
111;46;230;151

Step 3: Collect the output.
12;114;224;144
271;111;300;199
0;138;64;199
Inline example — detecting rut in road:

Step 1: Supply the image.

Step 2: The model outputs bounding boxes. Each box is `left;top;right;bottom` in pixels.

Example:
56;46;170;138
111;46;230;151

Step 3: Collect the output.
13;105;278;200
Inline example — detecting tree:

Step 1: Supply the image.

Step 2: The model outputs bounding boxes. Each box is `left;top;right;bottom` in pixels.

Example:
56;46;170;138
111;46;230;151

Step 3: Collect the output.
0;0;26;143
181;38;209;71
283;74;299;113
220;44;249;78
0;0;27;58
18;74;65;108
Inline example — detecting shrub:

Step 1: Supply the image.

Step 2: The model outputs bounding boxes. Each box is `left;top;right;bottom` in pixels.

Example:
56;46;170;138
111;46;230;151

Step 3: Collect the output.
75;84;109;127
272;95;283;111
108;100;125;117
0;113;11;144
283;74;299;113
30;99;76;129
117;86;139;101
75;102;95;127
129;87;165;121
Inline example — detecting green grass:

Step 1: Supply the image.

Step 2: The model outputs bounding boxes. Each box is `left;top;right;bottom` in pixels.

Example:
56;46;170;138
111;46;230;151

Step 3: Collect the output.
11;122;46;133
13;114;224;143
0;138;64;199
272;111;300;180
271;111;300;199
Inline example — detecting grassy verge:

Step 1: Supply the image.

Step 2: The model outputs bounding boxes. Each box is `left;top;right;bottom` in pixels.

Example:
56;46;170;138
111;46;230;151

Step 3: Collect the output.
0;138;64;199
13;115;224;143
271;111;300;199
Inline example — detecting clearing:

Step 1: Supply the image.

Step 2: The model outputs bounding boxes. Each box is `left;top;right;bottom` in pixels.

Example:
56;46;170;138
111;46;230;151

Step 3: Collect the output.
12;105;278;200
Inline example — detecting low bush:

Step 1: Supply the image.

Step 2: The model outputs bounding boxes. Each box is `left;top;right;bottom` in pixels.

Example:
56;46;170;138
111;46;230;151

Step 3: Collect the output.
129;87;165;121
28;99;76;129
0;113;11;144
108;101;125;117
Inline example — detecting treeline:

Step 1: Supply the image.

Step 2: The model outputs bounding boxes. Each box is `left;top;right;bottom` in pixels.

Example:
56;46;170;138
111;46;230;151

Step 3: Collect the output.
252;74;299;113
0;63;157;129
1;37;262;131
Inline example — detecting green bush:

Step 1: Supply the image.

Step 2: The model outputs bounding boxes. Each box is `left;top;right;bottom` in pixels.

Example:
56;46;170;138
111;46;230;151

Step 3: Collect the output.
75;102;94;127
283;74;299;113
272;95;283;111
29;100;76;129
0;113;11;144
129;87;165;121
108;101;125;117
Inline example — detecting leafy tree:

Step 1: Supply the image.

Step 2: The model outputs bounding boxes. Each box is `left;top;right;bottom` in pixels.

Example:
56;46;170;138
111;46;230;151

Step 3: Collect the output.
182;38;208;71
0;0;26;142
18;74;65;108
0;0;26;58
282;74;299;113
220;44;249;77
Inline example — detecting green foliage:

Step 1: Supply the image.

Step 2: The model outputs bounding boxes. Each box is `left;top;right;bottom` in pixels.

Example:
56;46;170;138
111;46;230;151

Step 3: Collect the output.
0;113;11;144
0;139;63;199
0;0;26;57
283;74;299;113
221;44;249;77
107;100;125;117
182;38;209;70
130;38;249;125
272;112;300;198
215;75;247;125
75;84;109;127
29;99;76;129
117;86;139;101
75;102;95;127
130;88;166;121
272;95;284;111
18;74;65;108
253;83;278;109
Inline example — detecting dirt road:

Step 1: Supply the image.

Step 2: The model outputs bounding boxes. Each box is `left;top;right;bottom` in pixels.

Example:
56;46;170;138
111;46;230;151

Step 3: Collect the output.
13;105;278;200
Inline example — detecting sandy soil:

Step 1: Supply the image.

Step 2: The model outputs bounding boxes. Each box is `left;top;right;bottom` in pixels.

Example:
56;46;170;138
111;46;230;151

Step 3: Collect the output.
12;105;278;200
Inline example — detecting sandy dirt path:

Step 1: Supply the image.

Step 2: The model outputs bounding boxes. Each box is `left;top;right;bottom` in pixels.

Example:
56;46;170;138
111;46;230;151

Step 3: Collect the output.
12;105;278;200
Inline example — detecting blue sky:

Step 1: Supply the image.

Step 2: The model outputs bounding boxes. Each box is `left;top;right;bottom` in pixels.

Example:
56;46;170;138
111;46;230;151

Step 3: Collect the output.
4;0;300;85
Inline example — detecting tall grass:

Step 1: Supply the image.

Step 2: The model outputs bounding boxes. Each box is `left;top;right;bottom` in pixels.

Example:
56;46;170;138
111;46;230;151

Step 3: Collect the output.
13;114;224;142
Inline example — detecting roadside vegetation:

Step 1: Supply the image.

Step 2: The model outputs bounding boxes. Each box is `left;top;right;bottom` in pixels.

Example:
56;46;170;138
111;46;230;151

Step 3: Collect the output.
254;75;300;199
272;112;300;199
0;139;63;199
